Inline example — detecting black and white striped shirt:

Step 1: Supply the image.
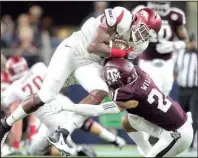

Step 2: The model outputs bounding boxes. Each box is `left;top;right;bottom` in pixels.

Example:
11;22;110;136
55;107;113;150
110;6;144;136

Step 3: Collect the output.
174;49;198;87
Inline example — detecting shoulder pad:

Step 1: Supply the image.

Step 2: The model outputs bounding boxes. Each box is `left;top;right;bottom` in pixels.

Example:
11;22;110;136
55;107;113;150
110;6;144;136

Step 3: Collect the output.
169;7;186;24
115;7;132;37
104;8;117;27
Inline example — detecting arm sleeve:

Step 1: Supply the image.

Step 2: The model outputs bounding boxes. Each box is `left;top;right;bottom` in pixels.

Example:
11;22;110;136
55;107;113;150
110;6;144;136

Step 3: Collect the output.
62;101;121;117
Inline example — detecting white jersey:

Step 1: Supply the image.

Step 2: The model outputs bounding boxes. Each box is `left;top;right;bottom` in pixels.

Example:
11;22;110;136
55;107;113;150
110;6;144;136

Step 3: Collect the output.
1;62;47;108
62;7;133;67
1;62;78;108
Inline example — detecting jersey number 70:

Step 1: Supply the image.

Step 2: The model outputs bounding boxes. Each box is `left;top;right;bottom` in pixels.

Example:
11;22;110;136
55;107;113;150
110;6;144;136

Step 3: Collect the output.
22;75;43;95
147;88;172;113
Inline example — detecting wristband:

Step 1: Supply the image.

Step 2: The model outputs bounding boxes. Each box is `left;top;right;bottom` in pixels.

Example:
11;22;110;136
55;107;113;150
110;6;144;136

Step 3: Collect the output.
110;48;127;58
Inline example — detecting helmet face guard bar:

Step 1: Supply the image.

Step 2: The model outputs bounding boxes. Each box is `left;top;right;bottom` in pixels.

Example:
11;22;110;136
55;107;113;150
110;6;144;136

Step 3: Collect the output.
131;23;157;46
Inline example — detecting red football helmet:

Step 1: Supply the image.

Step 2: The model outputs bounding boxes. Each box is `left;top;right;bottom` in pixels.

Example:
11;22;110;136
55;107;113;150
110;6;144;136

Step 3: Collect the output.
102;58;138;90
6;56;29;81
131;7;162;45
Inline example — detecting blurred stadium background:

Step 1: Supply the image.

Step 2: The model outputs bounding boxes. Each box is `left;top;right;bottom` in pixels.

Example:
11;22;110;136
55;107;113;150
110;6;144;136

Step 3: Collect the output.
1;1;197;157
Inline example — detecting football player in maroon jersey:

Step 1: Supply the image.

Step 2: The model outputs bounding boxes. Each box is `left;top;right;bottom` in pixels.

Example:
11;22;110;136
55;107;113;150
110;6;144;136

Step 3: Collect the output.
131;2;196;154
132;2;192;96
59;58;193;157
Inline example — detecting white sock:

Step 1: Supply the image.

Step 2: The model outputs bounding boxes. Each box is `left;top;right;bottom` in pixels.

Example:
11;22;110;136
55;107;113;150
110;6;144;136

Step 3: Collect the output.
99;128;116;142
6;104;28;126
128;131;152;155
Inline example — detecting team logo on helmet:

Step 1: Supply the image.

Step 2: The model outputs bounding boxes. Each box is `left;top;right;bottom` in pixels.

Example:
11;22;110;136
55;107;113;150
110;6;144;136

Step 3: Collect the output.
106;68;121;83
139;10;149;21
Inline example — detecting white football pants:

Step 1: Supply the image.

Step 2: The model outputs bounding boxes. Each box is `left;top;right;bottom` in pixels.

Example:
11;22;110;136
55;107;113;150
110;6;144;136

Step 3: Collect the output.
128;113;193;157
38;40;109;103
34;94;87;133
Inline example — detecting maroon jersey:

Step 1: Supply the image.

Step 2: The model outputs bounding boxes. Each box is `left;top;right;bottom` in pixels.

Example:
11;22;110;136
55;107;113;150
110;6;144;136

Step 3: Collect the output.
138;7;186;60
113;66;187;131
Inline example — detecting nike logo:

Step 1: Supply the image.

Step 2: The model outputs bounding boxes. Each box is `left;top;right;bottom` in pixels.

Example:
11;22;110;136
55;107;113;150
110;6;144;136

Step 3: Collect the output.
65;45;71;48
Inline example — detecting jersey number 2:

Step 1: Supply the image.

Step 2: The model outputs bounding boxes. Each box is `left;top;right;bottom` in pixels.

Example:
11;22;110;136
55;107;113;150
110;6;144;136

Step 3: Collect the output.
22;76;43;95
147;88;172;113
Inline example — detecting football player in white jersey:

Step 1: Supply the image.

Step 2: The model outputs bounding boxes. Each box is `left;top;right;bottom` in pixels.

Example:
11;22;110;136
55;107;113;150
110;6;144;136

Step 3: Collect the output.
1;7;162;151
1;71;17;156
1;57;126;156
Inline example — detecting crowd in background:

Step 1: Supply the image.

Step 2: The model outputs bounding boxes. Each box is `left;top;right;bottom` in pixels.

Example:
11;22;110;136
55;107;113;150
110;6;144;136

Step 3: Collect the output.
1;5;62;66
1;2;109;67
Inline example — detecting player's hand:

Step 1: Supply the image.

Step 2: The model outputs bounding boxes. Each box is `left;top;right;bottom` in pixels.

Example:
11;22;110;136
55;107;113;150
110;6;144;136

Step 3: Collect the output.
156;41;175;54
125;48;139;59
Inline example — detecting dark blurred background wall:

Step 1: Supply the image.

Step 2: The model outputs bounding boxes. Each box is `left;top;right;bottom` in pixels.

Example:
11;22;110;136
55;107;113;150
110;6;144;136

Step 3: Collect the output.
1;1;120;25
1;1;186;25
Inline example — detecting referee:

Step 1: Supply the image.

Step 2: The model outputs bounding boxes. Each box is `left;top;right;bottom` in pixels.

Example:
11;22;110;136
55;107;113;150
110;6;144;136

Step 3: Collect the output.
174;34;198;151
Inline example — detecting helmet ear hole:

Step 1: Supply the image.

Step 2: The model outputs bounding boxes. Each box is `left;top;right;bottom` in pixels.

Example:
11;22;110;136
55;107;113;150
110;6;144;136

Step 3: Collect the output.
132;15;137;22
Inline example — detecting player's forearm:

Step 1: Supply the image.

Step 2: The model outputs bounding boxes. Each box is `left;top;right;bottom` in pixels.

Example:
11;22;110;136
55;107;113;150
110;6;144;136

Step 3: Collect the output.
175;25;196;51
87;42;111;57
62;101;121;116
87;43;131;58
87;26;113;57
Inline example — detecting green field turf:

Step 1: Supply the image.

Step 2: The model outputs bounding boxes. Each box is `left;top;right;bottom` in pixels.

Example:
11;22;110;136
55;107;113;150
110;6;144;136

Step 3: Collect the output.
4;145;197;157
